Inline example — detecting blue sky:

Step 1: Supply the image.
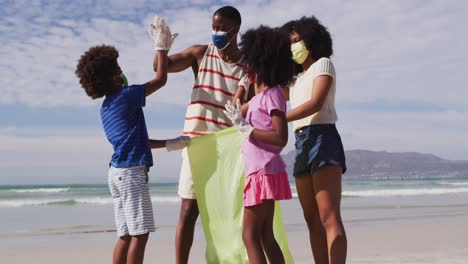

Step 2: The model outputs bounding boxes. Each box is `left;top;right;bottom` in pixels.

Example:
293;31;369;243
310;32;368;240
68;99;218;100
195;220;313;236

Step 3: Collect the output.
0;0;467;184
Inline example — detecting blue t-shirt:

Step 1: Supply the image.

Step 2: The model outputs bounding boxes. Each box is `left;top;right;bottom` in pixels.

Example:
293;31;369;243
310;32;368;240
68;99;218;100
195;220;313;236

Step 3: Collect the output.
100;85;153;168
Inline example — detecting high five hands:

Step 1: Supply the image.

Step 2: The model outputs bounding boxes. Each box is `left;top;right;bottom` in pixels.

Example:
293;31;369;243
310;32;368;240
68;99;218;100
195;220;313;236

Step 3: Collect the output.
148;16;178;51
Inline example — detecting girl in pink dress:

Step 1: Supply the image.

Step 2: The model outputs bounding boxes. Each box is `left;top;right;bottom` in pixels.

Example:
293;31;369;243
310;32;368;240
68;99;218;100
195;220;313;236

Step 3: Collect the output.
224;25;294;264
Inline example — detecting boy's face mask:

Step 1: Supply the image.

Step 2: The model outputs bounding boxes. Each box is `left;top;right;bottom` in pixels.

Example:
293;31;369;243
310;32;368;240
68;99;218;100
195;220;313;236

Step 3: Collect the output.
291;40;310;64
120;73;128;87
212;27;236;50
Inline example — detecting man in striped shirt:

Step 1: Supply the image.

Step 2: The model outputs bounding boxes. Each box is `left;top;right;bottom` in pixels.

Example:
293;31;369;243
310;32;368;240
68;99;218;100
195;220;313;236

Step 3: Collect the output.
153;6;250;264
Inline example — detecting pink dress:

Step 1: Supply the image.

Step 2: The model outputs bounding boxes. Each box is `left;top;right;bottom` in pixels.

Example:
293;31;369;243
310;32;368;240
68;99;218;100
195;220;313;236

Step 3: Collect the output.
241;87;292;207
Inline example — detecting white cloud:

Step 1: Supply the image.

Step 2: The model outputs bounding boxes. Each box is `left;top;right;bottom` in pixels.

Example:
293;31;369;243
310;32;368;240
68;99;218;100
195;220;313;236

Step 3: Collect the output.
0;0;467;184
1;0;467;108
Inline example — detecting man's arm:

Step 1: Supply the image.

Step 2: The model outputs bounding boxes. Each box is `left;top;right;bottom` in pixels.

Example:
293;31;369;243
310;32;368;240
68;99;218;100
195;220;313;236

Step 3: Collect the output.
153;45;207;74
232;86;246;105
232;76;254;105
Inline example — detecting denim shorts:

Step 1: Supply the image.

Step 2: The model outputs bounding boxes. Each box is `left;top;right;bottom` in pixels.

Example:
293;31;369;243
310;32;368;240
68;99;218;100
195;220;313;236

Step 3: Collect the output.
293;124;346;177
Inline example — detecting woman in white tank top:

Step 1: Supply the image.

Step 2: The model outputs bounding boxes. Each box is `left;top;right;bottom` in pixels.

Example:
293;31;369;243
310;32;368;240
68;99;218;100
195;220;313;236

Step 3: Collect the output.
281;16;347;264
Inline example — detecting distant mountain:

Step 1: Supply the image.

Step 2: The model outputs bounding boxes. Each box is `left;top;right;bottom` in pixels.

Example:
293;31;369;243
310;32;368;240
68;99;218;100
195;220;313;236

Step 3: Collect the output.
282;149;468;179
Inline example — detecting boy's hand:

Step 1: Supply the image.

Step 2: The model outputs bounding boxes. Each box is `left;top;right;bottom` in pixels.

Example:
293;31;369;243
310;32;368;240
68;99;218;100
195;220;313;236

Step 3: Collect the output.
166;136;190;151
149;16;178;51
223;99;254;136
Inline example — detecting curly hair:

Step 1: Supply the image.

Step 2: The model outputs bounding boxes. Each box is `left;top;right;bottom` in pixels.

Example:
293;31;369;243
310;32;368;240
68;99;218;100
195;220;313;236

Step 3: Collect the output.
75;45;121;99
281;16;333;61
240;25;294;88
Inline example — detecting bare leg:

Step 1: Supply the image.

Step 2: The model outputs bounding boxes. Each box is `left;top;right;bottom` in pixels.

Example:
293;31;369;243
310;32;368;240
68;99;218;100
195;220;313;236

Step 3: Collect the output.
175;198;199;264
295;175;329;264
260;200;285;264
127;233;149;264
113;235;131;264
313;165;347;264
243;203;267;264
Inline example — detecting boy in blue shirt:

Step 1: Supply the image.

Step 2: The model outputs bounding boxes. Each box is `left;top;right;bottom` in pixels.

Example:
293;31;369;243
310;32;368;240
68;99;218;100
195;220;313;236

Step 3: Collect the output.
75;17;187;264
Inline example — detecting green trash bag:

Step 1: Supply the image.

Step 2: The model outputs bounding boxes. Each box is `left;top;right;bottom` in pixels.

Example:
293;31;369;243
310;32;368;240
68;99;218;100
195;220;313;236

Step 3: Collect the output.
187;127;294;264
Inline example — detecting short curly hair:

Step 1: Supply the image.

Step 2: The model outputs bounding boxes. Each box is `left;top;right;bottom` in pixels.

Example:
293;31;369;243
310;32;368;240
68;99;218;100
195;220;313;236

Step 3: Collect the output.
75;45;121;99
281;16;333;61
240;25;294;88
213;6;241;25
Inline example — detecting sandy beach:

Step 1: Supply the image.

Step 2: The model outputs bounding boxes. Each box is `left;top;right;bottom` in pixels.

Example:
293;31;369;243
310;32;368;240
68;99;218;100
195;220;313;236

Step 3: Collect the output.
2;193;468;264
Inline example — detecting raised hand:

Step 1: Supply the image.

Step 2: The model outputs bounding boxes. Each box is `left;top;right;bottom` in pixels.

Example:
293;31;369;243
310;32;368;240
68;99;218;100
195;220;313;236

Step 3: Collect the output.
148;16;178;51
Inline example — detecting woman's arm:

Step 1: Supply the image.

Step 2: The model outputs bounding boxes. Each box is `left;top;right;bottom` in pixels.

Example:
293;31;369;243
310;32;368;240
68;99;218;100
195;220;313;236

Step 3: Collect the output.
286;75;332;122
250;110;288;147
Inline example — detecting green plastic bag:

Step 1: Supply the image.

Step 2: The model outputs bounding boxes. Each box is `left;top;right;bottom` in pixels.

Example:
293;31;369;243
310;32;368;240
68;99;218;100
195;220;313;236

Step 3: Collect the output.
187;127;294;264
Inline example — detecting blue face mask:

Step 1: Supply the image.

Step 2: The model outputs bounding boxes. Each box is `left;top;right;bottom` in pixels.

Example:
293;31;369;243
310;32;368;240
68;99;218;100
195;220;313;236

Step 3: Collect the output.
212;27;235;50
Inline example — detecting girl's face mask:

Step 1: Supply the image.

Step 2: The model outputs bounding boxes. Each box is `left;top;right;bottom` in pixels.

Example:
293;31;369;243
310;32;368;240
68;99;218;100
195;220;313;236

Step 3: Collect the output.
291;40;310;64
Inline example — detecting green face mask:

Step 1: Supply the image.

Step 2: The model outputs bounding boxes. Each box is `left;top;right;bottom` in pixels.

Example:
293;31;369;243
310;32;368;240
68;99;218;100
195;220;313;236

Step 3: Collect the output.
121;73;128;87
291;40;310;64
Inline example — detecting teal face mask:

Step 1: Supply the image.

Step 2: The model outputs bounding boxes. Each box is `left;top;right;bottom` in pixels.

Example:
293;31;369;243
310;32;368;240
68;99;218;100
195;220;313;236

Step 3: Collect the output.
121;73;128;87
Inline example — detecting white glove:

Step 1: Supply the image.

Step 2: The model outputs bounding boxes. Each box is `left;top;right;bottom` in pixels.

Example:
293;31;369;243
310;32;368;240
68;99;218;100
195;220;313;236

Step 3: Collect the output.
148;16;178;51
166;136;190;151
223;99;254;136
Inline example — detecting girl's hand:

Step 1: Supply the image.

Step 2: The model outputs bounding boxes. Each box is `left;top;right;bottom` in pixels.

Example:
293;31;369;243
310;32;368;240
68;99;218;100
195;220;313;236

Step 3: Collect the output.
224;100;254;136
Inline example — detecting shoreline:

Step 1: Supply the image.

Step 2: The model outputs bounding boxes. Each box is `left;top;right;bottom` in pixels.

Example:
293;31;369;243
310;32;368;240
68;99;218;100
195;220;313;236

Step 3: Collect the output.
2;213;468;263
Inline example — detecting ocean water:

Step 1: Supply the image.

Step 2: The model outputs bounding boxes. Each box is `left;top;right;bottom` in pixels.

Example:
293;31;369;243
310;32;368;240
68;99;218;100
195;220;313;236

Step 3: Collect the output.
1;177;468;235
2;178;468;208
0;183;179;208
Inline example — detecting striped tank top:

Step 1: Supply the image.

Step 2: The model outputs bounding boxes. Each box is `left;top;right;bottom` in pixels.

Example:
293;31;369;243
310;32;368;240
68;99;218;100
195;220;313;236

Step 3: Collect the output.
183;44;248;137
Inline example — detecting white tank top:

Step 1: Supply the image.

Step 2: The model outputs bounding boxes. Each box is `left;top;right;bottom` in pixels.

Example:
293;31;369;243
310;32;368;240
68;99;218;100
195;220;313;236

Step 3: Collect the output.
183;44;248;136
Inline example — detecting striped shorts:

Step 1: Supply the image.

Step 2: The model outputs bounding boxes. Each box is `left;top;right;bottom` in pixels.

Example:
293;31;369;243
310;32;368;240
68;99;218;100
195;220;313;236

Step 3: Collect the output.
108;166;155;237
